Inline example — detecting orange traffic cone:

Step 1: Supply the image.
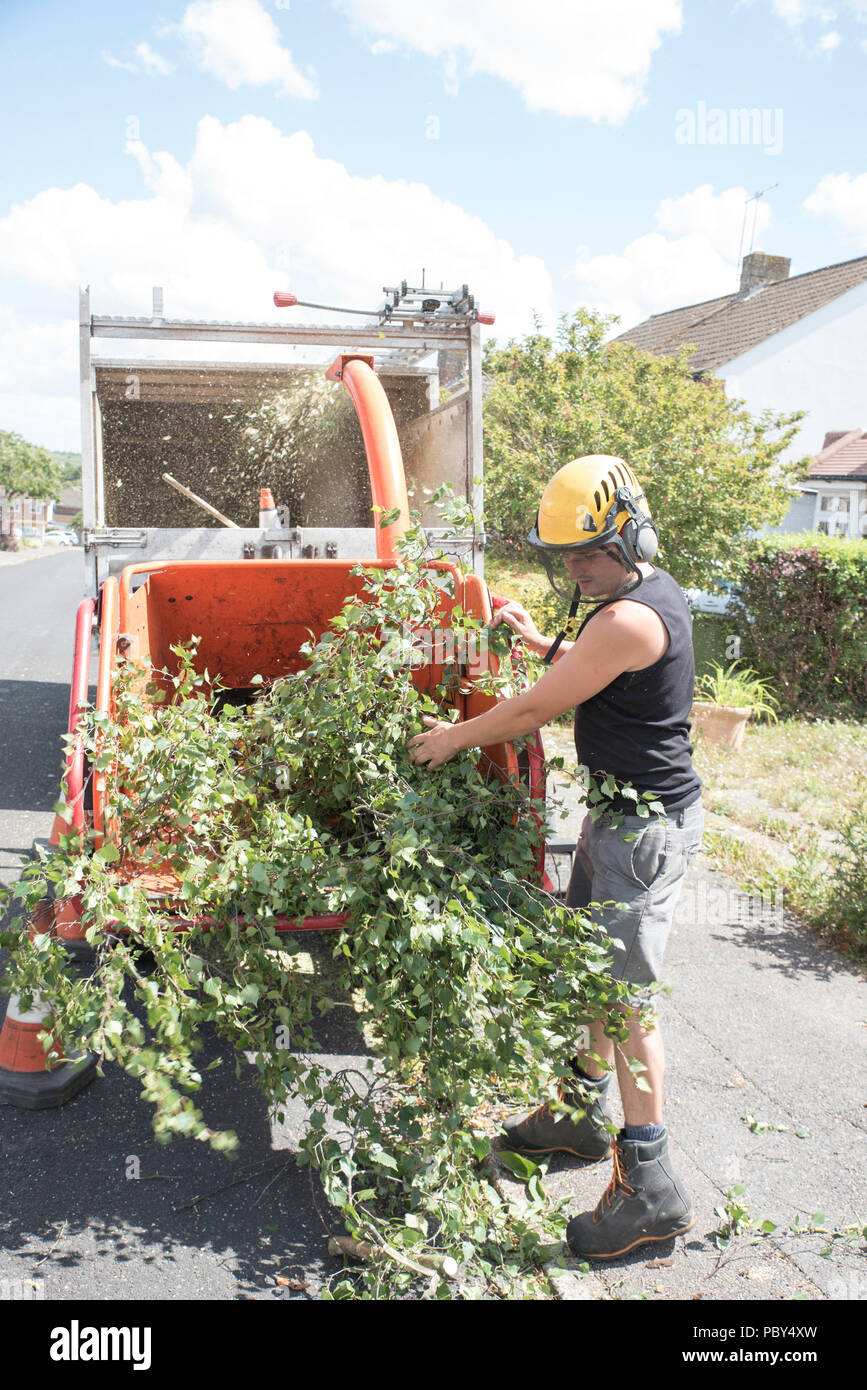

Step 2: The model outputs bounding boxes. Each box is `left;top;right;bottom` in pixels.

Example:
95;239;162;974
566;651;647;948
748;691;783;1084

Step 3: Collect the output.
259;487;279;529
0;992;97;1109
28;894;92;962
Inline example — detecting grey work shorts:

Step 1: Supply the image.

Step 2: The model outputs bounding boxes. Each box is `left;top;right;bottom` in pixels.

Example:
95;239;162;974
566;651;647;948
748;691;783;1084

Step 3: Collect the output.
566;798;704;999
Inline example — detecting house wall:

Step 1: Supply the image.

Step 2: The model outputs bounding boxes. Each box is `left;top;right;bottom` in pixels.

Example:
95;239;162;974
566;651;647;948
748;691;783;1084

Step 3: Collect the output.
0;494;53;536
777;490;817;533
722;279;867;465
776;480;867;537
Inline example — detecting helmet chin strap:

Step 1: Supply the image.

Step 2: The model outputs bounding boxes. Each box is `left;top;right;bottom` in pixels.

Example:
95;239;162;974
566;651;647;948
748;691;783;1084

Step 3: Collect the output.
542;582;582;665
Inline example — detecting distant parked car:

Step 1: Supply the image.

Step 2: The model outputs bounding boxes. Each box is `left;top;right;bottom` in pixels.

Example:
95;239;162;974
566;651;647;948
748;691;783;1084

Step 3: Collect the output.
44;528;77;546
685;580;740;616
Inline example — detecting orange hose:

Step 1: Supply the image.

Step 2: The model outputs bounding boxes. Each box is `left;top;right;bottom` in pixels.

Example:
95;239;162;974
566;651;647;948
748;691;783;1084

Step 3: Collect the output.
339;357;410;560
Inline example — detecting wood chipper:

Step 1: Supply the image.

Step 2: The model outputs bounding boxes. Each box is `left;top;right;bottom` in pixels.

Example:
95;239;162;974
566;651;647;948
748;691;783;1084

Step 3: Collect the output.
0;281;551;1108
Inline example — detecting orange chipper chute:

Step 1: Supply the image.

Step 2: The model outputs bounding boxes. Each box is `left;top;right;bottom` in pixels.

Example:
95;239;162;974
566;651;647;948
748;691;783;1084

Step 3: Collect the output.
325;353;410;560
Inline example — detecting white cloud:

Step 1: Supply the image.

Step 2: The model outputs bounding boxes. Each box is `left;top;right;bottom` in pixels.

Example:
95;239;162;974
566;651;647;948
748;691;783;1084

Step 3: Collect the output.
804;171;867;243
771;1;839;22
334;0;682;122
0;310;79;451
0;116;553;446
569;185;772;330
816;28;842;49
135;42;175;76
102;51;137;73
769;0;867;26
102;43;174;76
175;0;318;97
770;0;813;22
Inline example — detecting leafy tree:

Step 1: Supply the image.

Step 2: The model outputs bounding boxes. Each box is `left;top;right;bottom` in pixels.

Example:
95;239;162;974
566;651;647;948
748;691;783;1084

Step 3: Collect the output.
0;429;66;502
482;310;806;590
53;451;82;485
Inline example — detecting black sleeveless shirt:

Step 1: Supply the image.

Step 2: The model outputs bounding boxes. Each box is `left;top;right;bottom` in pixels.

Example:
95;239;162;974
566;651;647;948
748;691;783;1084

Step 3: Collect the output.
572;567;702;814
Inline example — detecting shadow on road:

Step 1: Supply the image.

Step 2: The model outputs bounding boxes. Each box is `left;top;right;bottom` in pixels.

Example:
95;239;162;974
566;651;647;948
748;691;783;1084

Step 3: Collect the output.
0;681;73;813
0;940;372;1300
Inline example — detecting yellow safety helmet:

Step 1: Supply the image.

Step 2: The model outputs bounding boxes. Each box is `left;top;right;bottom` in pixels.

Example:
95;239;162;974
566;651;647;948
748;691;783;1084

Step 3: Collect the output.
527;455;659;611
529;455;657;557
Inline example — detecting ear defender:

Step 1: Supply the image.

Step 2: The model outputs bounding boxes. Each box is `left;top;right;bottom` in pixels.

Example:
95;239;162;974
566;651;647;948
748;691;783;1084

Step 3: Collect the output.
611;487;659;564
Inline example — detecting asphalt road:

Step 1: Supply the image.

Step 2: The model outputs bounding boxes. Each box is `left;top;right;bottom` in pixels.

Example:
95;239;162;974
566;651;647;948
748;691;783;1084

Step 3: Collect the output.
0;550;90;890
0;550;362;1301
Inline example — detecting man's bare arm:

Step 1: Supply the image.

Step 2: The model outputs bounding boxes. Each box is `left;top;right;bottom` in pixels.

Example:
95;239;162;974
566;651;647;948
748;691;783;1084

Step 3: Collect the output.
407;601;666;768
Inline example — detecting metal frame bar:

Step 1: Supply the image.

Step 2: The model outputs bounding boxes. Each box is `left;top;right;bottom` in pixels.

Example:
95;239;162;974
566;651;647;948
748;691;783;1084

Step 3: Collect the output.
91;356;437;378
468;322;484;576
79;290;96;536
90;316;470;353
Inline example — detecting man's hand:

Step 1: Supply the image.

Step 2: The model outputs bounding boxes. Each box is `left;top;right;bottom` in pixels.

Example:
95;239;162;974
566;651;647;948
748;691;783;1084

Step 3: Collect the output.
407;715;463;770
490;599;545;649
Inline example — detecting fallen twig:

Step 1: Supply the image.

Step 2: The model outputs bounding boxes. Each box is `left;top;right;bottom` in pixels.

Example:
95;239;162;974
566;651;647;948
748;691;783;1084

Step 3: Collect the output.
328;1234;459;1281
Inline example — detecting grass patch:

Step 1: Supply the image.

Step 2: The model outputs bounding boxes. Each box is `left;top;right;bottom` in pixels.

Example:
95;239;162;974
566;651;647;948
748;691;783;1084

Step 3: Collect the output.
693;718;867;833
695;720;867;964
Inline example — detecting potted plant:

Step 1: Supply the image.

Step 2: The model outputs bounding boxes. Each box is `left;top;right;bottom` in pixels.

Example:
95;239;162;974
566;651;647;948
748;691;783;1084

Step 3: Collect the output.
691;661;779;750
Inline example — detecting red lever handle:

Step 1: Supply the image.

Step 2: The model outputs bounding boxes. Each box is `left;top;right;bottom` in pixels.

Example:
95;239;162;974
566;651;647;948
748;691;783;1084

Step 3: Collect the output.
273;291;298;307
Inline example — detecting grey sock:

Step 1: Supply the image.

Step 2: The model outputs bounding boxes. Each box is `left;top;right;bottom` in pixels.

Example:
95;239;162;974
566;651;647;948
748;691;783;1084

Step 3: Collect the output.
624;1122;666;1142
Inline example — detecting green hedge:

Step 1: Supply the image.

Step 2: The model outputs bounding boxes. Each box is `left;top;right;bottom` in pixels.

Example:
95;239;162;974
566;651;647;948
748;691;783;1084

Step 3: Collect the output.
692;613;730;684
733;532;867;717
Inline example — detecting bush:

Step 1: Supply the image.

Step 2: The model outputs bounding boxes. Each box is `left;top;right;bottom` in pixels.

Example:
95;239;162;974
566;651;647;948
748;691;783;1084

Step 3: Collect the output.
732;533;867;717
826;798;867;953
692;613;730;684
767;796;867;961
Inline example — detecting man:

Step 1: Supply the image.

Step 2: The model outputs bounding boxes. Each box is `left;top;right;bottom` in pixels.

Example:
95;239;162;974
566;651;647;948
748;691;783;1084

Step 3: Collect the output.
407;455;703;1259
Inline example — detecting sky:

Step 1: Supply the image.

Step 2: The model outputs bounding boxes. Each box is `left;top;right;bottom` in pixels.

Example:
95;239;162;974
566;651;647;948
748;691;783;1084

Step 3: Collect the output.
2;0;867;450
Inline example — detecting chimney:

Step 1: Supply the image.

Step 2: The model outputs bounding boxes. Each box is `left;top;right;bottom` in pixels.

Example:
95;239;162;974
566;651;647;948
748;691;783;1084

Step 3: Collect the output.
740;252;791;295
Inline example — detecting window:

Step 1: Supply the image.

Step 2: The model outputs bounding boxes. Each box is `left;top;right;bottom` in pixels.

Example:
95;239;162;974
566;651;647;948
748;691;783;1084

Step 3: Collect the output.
816;492;851;536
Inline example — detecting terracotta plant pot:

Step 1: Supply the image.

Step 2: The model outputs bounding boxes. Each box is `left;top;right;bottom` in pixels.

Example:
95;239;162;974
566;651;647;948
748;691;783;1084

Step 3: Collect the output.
690;701;752;751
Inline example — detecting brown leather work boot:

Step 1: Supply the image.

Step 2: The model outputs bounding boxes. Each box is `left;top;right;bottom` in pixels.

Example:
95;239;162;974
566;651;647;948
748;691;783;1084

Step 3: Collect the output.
500;1065;613;1161
566;1130;694;1258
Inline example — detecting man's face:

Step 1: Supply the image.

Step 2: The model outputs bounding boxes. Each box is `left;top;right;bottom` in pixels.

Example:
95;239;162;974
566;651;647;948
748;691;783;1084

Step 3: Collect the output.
562;542;630;599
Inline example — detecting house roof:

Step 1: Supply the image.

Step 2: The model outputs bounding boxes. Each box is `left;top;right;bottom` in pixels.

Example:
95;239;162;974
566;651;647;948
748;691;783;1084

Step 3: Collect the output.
54;485;82;510
613;253;867;374
808;429;867;481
